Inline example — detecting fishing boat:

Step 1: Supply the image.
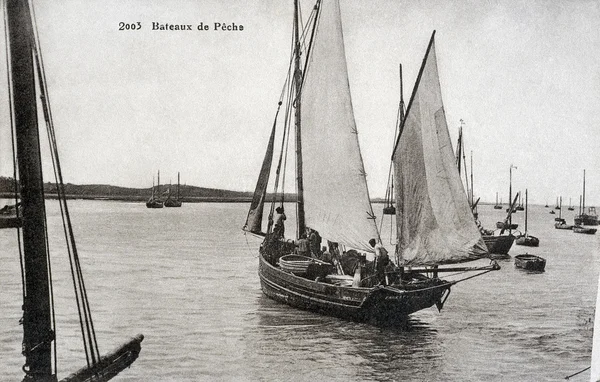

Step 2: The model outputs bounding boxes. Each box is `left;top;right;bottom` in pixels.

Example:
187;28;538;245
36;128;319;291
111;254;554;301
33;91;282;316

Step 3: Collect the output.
515;192;524;211
568;197;575;211
554;197;560;210
514;254;546;272
573;226;597;235
146;170;163;208
243;3;498;324
493;193;502;209
164;172;183;207
550;210;555;214
575;170;599;226
2;0;143;379
554;218;573;230
515;189;539;247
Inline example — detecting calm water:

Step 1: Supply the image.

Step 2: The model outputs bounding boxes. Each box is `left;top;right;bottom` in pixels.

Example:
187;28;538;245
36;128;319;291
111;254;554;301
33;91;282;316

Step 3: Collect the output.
1;200;599;381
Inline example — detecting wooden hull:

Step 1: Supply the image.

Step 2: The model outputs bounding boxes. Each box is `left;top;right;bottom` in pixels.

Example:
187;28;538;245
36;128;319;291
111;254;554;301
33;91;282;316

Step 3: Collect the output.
258;253;449;324
514;254;546;272
554;223;573;230
164;199;182;207
145;200;163;208
496;222;518;230
573;226;597;234
493;205;502;209
515;235;539;247
483;235;514;255
575;215;599;226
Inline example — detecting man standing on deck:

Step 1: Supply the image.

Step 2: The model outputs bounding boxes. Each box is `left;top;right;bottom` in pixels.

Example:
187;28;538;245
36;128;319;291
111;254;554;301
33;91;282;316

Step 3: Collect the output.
370;238;389;285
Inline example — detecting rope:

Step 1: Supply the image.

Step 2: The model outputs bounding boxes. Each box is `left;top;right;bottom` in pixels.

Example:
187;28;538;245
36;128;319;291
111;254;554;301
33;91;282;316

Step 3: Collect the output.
30;0;101;367
564;366;590;380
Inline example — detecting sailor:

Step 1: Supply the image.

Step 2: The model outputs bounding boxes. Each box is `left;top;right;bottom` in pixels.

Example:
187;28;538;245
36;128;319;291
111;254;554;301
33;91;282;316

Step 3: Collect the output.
273;206;286;238
369;238;389;285
308;228;322;257
296;233;310;257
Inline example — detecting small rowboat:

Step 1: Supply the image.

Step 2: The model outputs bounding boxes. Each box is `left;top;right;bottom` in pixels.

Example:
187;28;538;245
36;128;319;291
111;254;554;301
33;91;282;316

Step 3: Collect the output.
573;226;597;235
279;255;332;278
514;254;546;272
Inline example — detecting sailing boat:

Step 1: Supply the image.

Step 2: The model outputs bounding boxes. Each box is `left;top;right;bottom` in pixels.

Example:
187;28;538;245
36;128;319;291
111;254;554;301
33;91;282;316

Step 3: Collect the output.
2;0;142;379
146;170;164;208
515;191;525;211
568;197;575;211
244;2;498;324
554;196;561;210
493;192;502;209
575;170;599;226
555;196;573;230
515;189;539;246
164;172;183;207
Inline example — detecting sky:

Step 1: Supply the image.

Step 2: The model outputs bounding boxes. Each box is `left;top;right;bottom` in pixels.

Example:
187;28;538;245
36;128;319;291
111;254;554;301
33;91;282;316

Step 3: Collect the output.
0;0;598;205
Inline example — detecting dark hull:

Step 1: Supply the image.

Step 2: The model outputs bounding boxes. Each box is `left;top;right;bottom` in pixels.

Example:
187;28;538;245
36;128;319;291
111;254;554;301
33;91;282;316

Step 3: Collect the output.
258;253;449;324
515;235;539;247
145;200;163;208
164;199;182;207
483;235;514;255
573;226;597;234
555;223;573;230
514;254;546;272
493;205;502;209
496;222;518;230
574;215;599;226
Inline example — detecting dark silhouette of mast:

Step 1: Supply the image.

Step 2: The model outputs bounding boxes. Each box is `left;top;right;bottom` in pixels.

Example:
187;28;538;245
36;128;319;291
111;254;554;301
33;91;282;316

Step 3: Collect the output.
7;0;55;378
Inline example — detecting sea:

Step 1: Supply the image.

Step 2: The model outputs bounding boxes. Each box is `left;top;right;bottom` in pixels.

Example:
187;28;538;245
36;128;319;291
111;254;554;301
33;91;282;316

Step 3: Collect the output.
1;200;599;381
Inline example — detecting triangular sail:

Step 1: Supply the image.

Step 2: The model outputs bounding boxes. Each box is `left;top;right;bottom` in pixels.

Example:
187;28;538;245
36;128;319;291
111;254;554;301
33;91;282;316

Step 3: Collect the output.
299;0;379;252
243;120;277;234
392;32;488;265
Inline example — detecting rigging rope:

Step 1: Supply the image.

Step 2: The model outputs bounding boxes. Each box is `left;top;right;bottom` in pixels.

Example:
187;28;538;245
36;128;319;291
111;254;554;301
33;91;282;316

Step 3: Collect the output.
29;0;101;369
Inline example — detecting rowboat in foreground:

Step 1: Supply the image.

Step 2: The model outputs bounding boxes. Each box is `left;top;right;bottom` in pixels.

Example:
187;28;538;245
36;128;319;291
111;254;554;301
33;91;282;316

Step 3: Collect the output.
573;226;597;235
514;254;546;272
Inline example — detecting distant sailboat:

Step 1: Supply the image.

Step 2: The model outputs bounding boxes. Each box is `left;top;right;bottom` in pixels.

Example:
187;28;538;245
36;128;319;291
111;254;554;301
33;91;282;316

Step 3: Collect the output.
146;170;164;208
2;0;142;379
515;189;539;247
568;197;575;211
164;172;183;207
575;170;599;226
555;197;573;229
244;4;498;324
493;192;502;209
515;191;524;211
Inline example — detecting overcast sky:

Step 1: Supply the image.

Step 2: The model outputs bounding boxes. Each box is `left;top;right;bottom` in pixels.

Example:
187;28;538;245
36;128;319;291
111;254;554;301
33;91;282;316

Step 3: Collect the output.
0;0;598;205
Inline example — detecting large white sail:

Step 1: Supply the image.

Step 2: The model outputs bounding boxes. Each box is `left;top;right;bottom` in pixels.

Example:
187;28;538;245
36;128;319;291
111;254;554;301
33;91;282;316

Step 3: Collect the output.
392;33;488;265
300;0;379;252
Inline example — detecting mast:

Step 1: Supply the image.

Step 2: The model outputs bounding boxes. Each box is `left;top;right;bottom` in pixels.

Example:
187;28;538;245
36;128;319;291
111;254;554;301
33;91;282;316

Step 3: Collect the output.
559;196;562;219
157;170;161;197
7;0;55;377
293;0;305;237
177;172;180;200
509;165;515;232
583;169;586;212
470;150;474;208
525;189;528;234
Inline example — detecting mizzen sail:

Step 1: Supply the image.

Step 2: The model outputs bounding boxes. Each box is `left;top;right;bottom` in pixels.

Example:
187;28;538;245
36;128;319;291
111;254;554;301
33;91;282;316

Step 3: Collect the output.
300;0;379;252
392;32;488;265
243;119;277;235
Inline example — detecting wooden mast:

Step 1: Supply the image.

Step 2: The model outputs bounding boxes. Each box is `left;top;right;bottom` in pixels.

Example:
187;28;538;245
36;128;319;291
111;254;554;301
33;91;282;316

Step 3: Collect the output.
177;172;180;200
7;0;55;378
583;169;586;212
293;0;305;238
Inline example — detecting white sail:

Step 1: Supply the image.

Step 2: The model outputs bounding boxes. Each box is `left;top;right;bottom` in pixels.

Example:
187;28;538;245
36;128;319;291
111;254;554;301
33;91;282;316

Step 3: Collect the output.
392;33;488;265
300;0;379;252
591;271;600;381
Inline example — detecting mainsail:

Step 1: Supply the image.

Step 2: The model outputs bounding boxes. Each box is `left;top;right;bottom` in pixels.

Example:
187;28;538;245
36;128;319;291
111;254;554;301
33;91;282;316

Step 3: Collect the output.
392;32;488;265
300;0;379;252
